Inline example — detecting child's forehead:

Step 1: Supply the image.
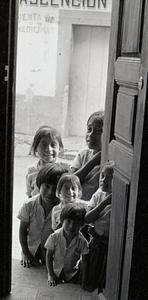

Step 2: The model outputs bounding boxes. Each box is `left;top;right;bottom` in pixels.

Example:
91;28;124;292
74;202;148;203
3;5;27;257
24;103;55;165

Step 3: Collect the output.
40;134;58;143
62;178;78;187
87;117;102;128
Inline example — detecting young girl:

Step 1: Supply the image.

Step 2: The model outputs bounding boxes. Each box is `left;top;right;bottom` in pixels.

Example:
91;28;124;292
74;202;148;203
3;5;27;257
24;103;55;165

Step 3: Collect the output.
45;203;89;287
52;173;87;231
84;161;114;292
18;163;69;268
26;125;65;198
71;111;104;200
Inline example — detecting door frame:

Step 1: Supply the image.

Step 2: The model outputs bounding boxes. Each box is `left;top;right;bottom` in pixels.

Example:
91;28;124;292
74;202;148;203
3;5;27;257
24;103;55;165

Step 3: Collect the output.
0;0;18;297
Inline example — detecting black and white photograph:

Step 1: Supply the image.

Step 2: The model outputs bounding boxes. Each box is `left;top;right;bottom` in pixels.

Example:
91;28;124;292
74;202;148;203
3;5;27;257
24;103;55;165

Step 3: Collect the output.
0;0;148;299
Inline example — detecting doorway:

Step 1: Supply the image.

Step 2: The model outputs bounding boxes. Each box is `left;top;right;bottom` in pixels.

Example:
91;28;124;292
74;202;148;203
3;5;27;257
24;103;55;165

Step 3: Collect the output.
68;25;110;136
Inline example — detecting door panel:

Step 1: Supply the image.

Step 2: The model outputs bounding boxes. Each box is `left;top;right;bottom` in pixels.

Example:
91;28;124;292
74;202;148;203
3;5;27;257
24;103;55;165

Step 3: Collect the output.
122;0;143;53
102;0;147;299
105;173;129;298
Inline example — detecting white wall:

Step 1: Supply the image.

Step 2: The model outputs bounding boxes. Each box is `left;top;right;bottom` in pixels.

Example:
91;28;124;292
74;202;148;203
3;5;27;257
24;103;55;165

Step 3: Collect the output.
16;6;58;97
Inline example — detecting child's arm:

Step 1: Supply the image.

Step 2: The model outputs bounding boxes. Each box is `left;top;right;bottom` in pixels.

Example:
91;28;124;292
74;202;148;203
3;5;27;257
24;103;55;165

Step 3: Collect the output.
81;254;89;289
73;151;101;184
46;248;58;286
19;220;36;267
85;193;112;224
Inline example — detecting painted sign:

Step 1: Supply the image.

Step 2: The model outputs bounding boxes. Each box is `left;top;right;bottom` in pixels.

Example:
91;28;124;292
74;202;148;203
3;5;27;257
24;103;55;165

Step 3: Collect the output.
20;0;108;9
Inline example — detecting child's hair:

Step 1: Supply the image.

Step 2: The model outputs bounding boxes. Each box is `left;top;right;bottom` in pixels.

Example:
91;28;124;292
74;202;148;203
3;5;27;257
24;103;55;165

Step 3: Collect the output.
87;111;104;133
56;173;82;198
60;203;86;226
30;125;64;156
101;160;115;177
36;163;69;189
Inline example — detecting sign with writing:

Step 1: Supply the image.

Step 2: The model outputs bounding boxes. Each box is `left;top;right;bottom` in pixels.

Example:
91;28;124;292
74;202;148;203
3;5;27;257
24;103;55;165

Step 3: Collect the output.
20;0;108;9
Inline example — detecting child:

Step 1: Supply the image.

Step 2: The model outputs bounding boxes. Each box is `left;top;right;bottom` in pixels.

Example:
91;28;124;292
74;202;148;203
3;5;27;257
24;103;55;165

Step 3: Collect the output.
45;203;89;287
71;111;104;200
26;125;65;198
52;173;87;231
84;161;114;292
18;163;69;268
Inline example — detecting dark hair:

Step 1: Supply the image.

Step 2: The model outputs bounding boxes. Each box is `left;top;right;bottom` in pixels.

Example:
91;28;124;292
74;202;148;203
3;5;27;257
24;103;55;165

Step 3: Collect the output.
60;203;86;226
87;111;104;132
30;125;63;156
56;173;82;198
36;163;69;189
101;160;115;177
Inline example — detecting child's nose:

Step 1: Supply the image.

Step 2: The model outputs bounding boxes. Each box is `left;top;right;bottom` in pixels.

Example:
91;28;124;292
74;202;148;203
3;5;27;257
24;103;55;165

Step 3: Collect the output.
70;188;75;196
48;145;53;152
88;129;93;136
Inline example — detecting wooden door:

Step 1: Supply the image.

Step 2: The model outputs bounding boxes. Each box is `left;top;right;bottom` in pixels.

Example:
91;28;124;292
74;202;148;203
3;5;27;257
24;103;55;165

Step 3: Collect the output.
102;0;148;299
0;1;18;297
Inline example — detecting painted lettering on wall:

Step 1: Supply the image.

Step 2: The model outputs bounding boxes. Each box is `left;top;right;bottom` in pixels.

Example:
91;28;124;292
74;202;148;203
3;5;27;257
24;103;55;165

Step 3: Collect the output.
18;13;56;33
20;0;107;9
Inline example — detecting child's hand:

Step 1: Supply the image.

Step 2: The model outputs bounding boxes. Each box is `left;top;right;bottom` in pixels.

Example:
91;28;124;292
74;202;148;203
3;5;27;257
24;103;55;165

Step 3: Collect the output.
47;273;58;287
21;252;36;268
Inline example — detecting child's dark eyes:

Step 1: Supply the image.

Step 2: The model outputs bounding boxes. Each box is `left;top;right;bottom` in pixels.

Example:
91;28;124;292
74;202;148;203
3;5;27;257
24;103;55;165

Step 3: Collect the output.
87;126;92;132
87;126;102;133
41;142;48;147
51;142;57;147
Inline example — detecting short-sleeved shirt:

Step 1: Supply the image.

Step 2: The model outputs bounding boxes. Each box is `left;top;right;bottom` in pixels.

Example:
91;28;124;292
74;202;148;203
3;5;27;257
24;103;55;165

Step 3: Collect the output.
71;149;101;200
17;194;53;256
51;199;88;231
87;188;111;236
45;227;89;281
26;161;41;197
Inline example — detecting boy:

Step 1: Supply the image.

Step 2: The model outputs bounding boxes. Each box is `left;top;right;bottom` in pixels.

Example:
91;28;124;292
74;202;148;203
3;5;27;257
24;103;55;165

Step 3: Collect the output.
17;163;68;268
84;161;114;292
45;203;89;287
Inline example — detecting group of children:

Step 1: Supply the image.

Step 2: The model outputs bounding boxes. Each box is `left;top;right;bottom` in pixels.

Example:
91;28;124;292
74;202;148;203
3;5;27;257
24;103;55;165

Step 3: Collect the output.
17;111;114;293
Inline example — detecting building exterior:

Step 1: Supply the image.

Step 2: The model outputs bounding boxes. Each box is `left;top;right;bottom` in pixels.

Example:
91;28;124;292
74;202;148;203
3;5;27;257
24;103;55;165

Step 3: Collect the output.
16;0;112;136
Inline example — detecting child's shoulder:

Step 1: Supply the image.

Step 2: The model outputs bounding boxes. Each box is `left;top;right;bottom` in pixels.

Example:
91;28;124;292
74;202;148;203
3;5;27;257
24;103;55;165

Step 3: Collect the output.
25;194;40;207
78;148;93;157
52;203;61;213
27;161;39;175
72;149;93;166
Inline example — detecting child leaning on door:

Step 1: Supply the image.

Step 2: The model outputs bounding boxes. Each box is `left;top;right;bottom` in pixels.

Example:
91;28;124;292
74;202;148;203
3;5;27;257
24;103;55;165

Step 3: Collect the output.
71;111;104;201
84;160;114;293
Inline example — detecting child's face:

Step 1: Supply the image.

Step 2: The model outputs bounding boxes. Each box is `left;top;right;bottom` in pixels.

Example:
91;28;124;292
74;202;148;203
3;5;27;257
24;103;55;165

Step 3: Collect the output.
63;218;82;237
99;168;113;192
37;137;60;163
86;117;102;151
59;181;79;204
40;183;56;204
